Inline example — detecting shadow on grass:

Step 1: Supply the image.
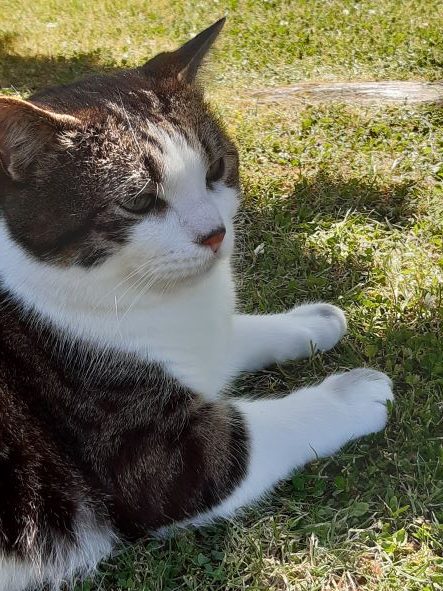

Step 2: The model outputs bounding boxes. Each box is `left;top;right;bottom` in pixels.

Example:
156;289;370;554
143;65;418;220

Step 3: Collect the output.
235;170;442;544
235;171;419;322
290;171;419;227
243;170;419;230
0;32;114;93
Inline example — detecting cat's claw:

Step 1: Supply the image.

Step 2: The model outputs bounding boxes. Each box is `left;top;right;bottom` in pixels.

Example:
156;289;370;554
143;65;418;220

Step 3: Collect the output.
288;302;347;354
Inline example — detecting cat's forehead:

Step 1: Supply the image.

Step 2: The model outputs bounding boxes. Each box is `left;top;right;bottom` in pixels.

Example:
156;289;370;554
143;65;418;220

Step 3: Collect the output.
63;85;226;187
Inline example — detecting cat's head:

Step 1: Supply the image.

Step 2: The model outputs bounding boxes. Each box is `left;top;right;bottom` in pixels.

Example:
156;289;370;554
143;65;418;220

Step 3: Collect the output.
0;18;239;294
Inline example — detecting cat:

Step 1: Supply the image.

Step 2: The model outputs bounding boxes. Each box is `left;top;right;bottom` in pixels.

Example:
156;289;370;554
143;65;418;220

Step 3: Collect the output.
0;18;394;591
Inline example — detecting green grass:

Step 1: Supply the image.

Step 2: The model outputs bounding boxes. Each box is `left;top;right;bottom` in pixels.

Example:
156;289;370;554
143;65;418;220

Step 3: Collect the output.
1;1;442;589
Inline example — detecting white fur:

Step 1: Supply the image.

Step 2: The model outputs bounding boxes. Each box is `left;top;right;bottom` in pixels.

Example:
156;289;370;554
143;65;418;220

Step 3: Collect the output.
0;132;394;589
0;505;116;591
226;303;347;375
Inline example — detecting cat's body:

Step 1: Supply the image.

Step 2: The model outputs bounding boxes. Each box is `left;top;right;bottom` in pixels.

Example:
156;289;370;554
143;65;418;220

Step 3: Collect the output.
0;19;393;591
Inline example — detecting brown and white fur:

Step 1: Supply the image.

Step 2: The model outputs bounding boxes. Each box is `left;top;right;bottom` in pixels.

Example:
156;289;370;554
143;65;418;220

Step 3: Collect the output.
0;19;394;591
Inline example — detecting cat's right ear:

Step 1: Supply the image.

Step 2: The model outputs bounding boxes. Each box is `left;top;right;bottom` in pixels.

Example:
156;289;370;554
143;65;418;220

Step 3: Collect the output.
142;18;226;84
0;97;80;181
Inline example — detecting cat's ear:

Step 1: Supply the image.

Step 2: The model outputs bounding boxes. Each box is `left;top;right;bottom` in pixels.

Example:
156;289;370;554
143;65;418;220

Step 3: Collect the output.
0;96;80;181
142;17;225;84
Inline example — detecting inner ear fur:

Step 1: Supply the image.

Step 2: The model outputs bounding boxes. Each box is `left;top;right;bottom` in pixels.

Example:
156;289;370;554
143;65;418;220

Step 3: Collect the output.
0;96;79;181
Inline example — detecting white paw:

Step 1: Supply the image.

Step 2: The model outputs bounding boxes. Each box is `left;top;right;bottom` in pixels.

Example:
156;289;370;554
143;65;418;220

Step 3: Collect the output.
288;302;347;354
325;368;394;438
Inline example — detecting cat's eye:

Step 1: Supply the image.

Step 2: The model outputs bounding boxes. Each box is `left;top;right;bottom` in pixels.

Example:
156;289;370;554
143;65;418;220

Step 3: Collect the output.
121;191;159;215
206;157;225;186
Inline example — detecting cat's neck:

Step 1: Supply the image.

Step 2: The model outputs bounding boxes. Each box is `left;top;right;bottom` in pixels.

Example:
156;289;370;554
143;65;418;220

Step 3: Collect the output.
0;221;236;399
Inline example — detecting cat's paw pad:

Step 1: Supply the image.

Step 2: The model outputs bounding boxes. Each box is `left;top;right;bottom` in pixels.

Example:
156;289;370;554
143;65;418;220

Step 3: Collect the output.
289;303;347;353
326;368;394;437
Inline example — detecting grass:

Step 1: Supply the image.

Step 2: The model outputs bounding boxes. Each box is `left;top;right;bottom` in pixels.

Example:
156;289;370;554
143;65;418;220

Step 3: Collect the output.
1;1;442;589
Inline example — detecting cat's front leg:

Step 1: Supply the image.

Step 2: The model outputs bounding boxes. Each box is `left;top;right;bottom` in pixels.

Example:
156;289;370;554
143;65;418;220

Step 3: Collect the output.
190;368;393;525
227;303;347;375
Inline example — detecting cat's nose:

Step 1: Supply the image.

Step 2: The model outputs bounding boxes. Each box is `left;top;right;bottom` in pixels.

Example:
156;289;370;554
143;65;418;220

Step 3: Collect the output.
199;227;226;253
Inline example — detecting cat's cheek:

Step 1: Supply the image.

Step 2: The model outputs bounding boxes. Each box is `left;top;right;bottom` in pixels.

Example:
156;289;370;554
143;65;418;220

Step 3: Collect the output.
129;216;178;256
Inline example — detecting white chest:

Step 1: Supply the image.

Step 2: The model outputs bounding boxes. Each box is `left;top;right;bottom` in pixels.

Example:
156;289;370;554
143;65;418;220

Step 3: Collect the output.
116;261;235;398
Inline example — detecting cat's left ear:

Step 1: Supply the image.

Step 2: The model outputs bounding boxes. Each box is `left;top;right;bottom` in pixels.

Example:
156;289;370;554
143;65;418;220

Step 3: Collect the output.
142;18;225;84
0;97;80;181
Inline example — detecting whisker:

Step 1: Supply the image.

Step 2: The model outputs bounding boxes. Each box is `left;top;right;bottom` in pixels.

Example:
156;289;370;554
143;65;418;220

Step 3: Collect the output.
95;259;154;306
119;268;161;321
133;179;151;199
116;262;161;304
117;90;143;157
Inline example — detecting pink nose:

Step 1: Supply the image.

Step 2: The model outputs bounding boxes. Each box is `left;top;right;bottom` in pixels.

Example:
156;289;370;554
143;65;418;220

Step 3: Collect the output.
200;228;226;253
